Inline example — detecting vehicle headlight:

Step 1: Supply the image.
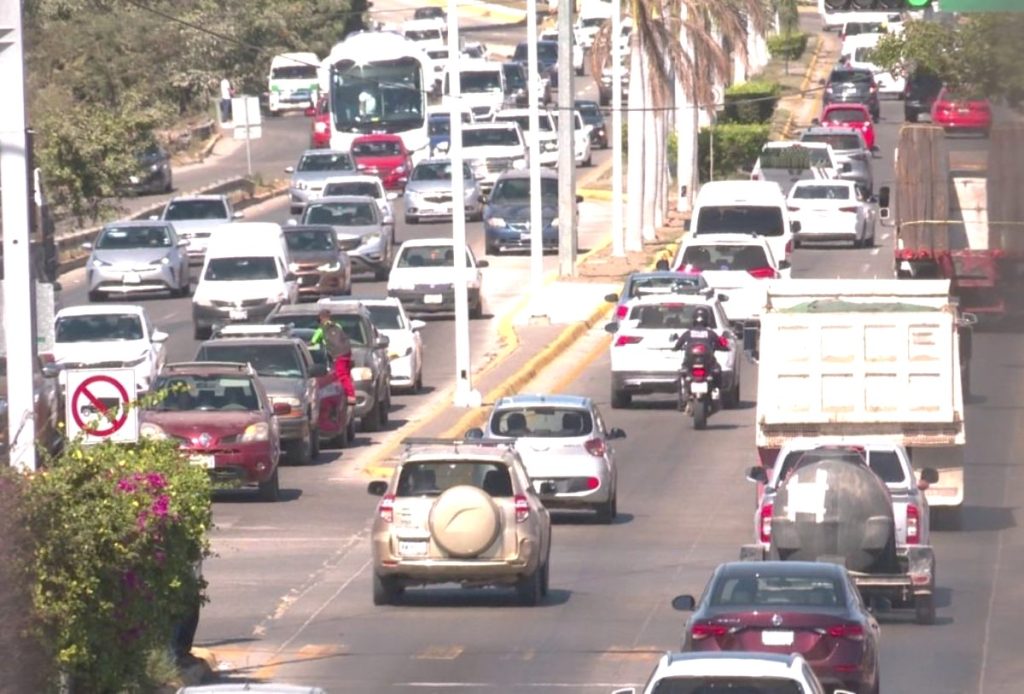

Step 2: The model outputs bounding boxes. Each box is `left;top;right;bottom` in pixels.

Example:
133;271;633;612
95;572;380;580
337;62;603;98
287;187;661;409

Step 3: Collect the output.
361;233;382;247
486;217;506;227
192;294;213;307
550;218;559;227
394;165;407;175
150;256;171;266
267;291;288;304
351;367;373;381
294;180;309;191
92;258;111;268
150;163;162;172
288;262;301;272
140;422;167;440
317;261;341;272
542;141;558;152
241;422;270;442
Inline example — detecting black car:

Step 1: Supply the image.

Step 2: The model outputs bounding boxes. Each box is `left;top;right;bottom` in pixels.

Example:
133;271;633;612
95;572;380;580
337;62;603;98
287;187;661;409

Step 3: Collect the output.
821;67;880;121
576;100;608;149
413;6;444;19
904;69;943;123
501;62;529;108
127;144;173;195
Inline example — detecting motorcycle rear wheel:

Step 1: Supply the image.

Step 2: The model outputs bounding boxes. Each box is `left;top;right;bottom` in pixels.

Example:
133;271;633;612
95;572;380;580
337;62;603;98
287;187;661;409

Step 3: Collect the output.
692;399;708;430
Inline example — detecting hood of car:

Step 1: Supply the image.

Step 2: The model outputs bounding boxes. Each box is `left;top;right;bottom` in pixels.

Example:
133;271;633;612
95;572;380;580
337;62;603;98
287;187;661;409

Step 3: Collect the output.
141;410;267;442
91;247;176;267
406;179;458;195
486;200;558;224
291;170;348;186
257;376;306;400
379;328;413;354
332;224;382;241
355;155;404;169
54;341;150;367
389;266;467;289
194;279;285;304
166;218;231;231
288;250;342;265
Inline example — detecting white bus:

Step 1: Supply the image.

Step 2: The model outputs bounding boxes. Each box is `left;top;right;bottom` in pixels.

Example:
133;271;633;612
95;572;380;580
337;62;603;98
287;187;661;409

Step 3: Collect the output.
268;52;321;115
320;31;430;160
818;0;905;32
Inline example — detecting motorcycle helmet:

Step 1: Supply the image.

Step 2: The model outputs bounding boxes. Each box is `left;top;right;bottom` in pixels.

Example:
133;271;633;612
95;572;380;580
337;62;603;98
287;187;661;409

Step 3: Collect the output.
692;305;711;327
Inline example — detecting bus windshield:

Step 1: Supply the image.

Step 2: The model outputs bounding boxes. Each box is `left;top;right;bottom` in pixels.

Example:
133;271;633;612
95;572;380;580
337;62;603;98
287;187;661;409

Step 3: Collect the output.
331;58;425;133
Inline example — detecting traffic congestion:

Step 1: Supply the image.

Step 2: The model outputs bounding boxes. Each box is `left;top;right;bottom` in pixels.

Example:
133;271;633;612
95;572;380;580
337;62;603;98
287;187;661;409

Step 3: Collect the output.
6;0;1023;691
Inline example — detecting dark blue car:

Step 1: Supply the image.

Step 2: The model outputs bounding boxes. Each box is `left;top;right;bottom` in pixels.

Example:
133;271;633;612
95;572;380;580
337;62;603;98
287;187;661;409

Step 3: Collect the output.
483;169;579;255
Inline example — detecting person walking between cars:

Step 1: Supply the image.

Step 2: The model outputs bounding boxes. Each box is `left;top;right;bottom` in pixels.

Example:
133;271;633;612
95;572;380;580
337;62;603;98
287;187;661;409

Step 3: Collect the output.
311;309;357;405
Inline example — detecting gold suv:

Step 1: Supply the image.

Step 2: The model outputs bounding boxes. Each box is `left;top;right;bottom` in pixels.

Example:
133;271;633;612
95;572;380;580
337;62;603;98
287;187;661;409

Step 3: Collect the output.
367;438;553;606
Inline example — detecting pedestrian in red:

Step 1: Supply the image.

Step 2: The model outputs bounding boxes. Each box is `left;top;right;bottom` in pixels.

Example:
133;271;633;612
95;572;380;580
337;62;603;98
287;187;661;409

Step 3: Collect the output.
311;309;357;404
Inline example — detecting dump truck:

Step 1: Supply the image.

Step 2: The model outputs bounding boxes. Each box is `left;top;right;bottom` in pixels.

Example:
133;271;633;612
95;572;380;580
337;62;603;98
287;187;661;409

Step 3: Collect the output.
881;123;1024;320
751;279;970;523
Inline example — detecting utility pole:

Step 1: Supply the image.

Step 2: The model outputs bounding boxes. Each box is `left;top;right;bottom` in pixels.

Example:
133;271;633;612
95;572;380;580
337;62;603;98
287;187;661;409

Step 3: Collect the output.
0;0;38;471
557;0;576;277
610;0;624;256
446;0;477;408
526;0;545;314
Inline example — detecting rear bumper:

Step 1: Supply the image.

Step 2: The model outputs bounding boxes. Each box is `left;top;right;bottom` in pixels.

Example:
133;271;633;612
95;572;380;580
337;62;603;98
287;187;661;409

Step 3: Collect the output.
388;287;481;315
186;445;277;485
374;536;540;584
612;369;736;394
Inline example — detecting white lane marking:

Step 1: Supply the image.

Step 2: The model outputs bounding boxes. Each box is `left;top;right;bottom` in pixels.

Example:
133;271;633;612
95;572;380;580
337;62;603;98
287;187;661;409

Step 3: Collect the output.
861;262;870;272
871;247;880;255
882;232;891;240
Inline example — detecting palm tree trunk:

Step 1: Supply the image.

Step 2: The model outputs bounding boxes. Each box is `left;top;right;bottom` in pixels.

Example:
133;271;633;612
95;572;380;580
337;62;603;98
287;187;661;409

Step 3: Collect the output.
626;32;644;252
641;51;658;242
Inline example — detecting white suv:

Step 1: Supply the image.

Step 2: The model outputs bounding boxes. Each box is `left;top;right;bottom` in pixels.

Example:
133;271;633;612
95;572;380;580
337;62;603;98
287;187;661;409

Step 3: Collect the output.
460;122;528;193
492;109;558;167
614;652;838;694
386;238;488;319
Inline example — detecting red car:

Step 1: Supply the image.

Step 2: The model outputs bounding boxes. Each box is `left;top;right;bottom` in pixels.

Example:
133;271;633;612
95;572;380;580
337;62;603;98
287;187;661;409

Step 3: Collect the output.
307;95;331;149
673;561;880;694
931;88;992;135
350;134;412;191
819;103;876;150
140;362;286;501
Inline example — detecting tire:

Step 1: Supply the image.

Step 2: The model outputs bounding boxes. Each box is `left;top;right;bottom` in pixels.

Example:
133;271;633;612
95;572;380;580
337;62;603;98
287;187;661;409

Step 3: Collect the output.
915;594;936;625
692;399;708;430
515;567;543;606
610;388;631;409
328;417;349;449
862;227;874;248
486;244;500;256
380;391;390;426
470;300;483;320
374;266;389;281
372;572;402;606
584;153;593;167
287;432;314;465
853;235;864;249
906;110;919;123
310;426;320;459
175;275;191;298
163;173;173;194
723;381;740;409
87;290;104;303
540;557;550;596
362;399;383;432
595;494;617;523
414;368;423;393
258;468;280;502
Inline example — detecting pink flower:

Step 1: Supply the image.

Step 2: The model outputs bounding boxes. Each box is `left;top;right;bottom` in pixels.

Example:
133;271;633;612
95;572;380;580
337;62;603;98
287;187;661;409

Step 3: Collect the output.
117;478;137;493
152;494;170;518
136;509;149;531
146;472;167;490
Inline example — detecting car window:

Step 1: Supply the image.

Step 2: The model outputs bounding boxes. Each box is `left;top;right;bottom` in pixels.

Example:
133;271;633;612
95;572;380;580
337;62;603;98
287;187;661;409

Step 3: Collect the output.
457;70;503;93
490;406;593;437
163;199;229;221
829;69;873;85
203;257;279;281
395;461;515;497
495;113;554;133
56;314;144;342
710;573;844;608
759;145;832;170
853;47;876;64
502;64;526;91
462;127;521;148
628;275;706;298
680;244;770;272
396;245;472;268
824;107;867;123
96;225;172;249
196;344;304;379
365;305;404;330
152;375;262;412
297;153;355;172
629;303;716;330
696;205;785;237
285;228;336;252
267;313;370;345
791;185;852;200
323;181;381;198
411;161;474;181
867;450;906;483
303;201;378;226
801;132;863;151
491;177;557;202
353;140;403;156
650;677;804;694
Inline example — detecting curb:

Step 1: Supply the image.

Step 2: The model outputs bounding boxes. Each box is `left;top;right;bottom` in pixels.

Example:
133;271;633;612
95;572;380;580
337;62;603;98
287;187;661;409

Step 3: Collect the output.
200;132;222;160
782;35;825;140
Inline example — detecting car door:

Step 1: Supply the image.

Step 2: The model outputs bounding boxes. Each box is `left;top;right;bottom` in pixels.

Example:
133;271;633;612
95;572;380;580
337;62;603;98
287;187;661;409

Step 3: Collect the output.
467;248;483;290
278;256;299;303
142;312;166;378
398;302;423;374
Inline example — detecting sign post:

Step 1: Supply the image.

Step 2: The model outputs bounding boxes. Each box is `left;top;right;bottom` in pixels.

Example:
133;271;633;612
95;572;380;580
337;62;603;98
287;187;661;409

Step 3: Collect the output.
65;369;139;445
231;96;262;177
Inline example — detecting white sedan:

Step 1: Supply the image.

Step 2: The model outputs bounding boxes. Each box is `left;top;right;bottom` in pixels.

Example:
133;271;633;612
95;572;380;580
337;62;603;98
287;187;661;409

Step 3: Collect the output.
354;297;425;392
786;179;876;248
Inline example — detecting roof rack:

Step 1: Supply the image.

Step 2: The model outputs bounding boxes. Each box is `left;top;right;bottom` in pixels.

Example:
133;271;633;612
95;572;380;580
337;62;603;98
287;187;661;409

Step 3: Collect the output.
211;324;293;339
402;437;514;449
161;361;255;374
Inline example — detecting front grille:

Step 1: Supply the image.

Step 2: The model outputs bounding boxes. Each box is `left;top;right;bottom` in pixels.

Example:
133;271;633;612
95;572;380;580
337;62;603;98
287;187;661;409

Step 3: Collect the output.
424;194;453;204
486;157;514;173
507;223;529;233
337;237;362;251
210;298;267;308
299;274;320;287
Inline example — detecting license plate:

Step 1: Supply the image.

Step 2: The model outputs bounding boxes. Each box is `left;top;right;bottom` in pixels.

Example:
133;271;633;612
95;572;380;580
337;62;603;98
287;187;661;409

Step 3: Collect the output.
123;272;142;284
189;454;215;469
958;108;970;113
229;309;248;320
424;294;443;304
398;540;428;557
519;232;531;241
534;479;557;494
690;381;708;394
761;630;794;646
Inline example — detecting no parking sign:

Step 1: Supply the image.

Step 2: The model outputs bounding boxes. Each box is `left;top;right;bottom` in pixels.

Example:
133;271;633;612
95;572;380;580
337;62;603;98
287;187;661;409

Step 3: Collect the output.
65;369;139;444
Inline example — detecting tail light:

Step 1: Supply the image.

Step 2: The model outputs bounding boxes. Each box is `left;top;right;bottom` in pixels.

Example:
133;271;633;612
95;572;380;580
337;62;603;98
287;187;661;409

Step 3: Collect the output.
691;367;707;380
584;438;606;456
827;624;865;641
378;494;395;523
691;622;728;640
314;121;328;134
584;476;600;490
838;206;860;213
514;495;530;523
747;267;778;279
906;504;921;545
615;305;628;319
759;502;773;543
717;335;729;349
614;335;642;347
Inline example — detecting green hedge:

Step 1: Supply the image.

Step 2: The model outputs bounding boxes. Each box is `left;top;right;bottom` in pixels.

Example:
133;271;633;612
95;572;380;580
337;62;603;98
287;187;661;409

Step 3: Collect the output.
699;123;772;182
767;32;809;61
722;80;781;125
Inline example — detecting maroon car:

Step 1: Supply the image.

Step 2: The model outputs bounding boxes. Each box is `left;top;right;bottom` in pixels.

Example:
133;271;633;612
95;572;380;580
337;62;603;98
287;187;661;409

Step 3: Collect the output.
141;362;288;501
672;561;880;694
350;134;412;191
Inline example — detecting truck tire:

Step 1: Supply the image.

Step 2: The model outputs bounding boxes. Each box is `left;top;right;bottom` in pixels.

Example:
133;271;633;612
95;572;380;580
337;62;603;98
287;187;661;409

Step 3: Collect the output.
362;399;383;432
915;594;936;625
516;566;543;606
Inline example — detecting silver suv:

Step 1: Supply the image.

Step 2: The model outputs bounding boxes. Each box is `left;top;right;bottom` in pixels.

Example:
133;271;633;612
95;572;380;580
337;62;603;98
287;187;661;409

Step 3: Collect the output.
799;127;875;195
367;438;552;606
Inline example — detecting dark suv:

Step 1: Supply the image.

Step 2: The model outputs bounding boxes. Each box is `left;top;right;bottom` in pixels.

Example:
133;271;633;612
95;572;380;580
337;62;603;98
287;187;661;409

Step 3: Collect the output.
821;67;880;121
904;69;943;123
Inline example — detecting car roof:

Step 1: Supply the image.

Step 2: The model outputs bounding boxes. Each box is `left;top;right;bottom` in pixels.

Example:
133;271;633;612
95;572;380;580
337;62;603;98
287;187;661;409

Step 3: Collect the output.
654;652;805;679
400;439;521;465
684;233;773;247
779;436;905;453
283;224;337;234
626;293;715;306
789;178;856;190
167;194;228;203
397;237;455;249
463;122;519;131
764;140;830;151
493;394;592;409
199;337;305;348
159;361;257;377
494;168;557;181
322;174;383;187
299;149;350;157
801;126;866;140
276;302;369;317
717;560;846;579
56;304;146;318
830;66;874;76
102;219;172;229
309;195;378;204
628;270;705;282
352;133;403;142
416;158;469;167
696;180;785;201
340;296;399;308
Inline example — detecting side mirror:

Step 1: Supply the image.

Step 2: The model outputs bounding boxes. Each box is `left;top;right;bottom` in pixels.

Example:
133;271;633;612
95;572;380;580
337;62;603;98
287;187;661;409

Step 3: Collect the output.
575;194;584;203
387;192;399;201
779;260;792;270
151;330;169;343
285;165;296;174
603;322;618;334
82;242;93;251
671;595;696;611
539;481;557;495
840;162;853;173
604;293;619;302
272;402;292;416
310;363;328;378
920;467;940;485
233;211;245;219
746;466;768;484
790;220;802;233
877;185;891;209
718;293;729;302
375;335;391;349
410;319;426;331
286;219;299;226
41;363;61;379
464;427;485;439
607;427;626;440
367;480;388;496
285;272;298;282
477;259;489;268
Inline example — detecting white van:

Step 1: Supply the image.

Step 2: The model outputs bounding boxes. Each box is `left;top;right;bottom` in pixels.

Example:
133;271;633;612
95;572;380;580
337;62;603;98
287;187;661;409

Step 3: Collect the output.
268;52;321;115
841;32;906;97
443;59;507;122
684;180;796;276
191;224;299;339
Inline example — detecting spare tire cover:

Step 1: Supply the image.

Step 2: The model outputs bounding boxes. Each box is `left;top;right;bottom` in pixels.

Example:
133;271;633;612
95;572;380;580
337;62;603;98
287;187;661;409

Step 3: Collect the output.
429;485;502;558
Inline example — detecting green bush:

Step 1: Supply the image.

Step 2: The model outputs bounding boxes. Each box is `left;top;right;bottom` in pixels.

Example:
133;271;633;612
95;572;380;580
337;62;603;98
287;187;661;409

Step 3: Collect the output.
767;32;809;61
699;123;771;182
19;438;212;692
722;80;781;125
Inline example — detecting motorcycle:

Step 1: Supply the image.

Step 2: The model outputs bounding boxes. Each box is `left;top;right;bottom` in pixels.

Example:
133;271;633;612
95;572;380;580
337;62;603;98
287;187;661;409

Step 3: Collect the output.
677;342;720;430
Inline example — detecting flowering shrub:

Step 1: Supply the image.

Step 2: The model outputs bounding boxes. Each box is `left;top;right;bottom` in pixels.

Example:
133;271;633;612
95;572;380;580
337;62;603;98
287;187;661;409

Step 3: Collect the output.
19;437;211;692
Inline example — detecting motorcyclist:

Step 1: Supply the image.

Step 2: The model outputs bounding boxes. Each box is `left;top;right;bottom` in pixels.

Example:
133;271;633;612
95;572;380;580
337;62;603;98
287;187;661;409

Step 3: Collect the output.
672;305;728;392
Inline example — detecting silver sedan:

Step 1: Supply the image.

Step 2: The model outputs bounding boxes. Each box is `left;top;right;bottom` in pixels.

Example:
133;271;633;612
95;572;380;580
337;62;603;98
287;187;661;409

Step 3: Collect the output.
83;221;190;301
403;159;484;224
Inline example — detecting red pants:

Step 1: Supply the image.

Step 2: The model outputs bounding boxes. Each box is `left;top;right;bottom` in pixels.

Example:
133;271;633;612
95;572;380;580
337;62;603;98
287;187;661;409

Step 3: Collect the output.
334;354;356;400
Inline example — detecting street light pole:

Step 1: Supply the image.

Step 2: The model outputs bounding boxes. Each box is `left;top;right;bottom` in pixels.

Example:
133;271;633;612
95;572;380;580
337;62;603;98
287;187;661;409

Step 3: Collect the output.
611;0;624;256
0;0;38;471
557;0;576;276
526;0;544;311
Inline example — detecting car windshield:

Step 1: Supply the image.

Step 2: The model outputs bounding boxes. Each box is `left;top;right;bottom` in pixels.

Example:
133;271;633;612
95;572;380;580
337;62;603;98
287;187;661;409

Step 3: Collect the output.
56;314;144;342
96;225;171;249
496;114;553;132
462;127;521;148
196;344;303;378
696;206;785;237
396;245;472;268
396;461;515;497
680;244;771;272
824;107;867;123
151;375;261;412
490;406;593;437
459;70;503;93
513;42;557;63
297;153;355;172
330;59;425;132
829;69;872;85
628;275;705;298
791;184;852;200
629;303;717;330
271;65;317;80
577;105;603;123
801;132;863;151
285;229;336;252
759;145;832;170
163;199;228;221
502;65;526;90
405;29;441;41
323;181;380;198
412;161;474;181
709;573;845;608
353;140;403;157
491;177;558;202
776;448;904;485
845;22;883;34
303;201;377;226
853;47;877;64
267;313;369;345
581;16;605;27
365;305;404;330
203;257;279;281
650;677;804;694
429;116;451;136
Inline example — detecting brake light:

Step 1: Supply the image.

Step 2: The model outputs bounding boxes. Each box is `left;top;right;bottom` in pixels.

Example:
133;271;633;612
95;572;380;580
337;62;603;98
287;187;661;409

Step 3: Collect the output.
827;624;865;641
717;335;729;349
759;502;773;543
515;494;530;522
584;438;606;457
314;121;328;134
616;304;628;319
378;494;395;523
584;476;600;490
614;335;642;346
691;622;728;640
906;504;921;545
691;367;707;380
860;122;870;129
747;267;778;279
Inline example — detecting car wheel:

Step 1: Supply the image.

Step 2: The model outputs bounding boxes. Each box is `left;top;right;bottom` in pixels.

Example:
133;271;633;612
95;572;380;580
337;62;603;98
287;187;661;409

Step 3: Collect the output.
470;300;483;320
310;426;321;459
862;227;874;248
87;290;104;303
346;416;357;442
915;594;936;625
175;275;191;298
610;387;631;409
257;468;280;502
286;432;313;465
584;153;593;167
163;173;173;194
362;399;383;432
374;265;389;281
328;418;349;449
486;243;499;256
906;110;919;123
540;556;550;596
723;381;740;409
380;391;390;426
595;494;617;523
372;572;403;606
414;368;423;393
515;567;543;606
